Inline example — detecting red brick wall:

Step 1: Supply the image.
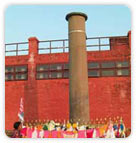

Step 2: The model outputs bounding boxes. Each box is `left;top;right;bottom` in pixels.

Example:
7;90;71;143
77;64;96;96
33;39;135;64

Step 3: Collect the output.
5;81;26;130
89;77;131;127
5;32;131;130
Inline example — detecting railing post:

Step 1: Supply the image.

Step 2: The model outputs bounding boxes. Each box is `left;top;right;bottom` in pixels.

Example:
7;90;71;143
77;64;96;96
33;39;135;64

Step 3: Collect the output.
128;31;131;49
63;40;65;52
98;38;101;51
16;44;18;56
50;41;51;54
28;37;39;55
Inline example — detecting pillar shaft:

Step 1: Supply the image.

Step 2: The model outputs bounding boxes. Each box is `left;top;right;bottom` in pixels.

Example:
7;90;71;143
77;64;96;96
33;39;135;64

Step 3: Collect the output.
24;37;39;122
66;12;90;123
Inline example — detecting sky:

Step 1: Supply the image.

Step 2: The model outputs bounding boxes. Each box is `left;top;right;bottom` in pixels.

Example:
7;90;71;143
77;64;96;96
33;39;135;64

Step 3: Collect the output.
5;5;131;43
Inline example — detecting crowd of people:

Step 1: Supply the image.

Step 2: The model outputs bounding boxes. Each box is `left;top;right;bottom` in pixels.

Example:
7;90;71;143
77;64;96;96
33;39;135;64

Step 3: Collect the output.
9;117;130;138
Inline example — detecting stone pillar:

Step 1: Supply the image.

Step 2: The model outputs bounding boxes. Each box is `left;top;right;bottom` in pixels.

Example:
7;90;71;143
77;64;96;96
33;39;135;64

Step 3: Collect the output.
66;12;90;123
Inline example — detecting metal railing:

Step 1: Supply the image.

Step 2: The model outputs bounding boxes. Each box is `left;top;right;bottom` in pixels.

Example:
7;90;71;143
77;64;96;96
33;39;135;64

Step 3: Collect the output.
5;42;29;56
38;36;128;54
5;36;128;56
38;39;69;54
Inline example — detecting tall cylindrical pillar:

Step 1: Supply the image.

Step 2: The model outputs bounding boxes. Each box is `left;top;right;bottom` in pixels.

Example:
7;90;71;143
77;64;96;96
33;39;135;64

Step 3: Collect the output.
66;12;90;123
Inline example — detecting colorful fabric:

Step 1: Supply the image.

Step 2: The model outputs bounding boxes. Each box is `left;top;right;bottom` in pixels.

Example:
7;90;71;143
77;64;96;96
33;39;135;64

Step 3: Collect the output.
106;128;115;138
20;127;27;137
99;126;105;137
63;131;75;138
43;124;48;130
39;130;44;138
66;123;71;129
12;130;22;138
86;129;94;138
10;118;128;138
32;129;38;138
44;131;50;138
72;123;77;128
96;128;100;137
51;131;58;138
120;124;124;131
78;130;86;138
27;128;32;138
57;131;64;138
92;129;97;138
18;97;24;122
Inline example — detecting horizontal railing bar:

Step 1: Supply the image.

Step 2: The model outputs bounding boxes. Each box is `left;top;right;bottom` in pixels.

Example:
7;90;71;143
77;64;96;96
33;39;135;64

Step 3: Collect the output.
38;47;65;50
39;39;68;43
6;51;17;53
86;44;109;47
38;47;69;50
39;45;110;49
17;49;28;51
5;42;28;45
87;36;128;40
5;50;28;52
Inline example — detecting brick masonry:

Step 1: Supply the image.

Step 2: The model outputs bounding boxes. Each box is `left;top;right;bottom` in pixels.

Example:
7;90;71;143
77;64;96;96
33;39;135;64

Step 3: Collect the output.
5;31;131;130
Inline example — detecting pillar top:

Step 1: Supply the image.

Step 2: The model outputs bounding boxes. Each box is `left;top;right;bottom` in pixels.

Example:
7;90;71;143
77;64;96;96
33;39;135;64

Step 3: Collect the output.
128;30;131;36
28;37;39;42
66;12;88;21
